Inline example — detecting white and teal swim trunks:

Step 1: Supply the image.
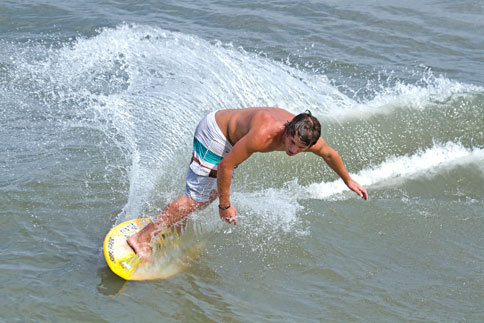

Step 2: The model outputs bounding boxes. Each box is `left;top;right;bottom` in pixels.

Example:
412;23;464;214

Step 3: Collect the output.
185;111;233;202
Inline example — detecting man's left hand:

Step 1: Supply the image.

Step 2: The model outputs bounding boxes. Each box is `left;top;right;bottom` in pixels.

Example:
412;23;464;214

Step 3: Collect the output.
346;178;368;200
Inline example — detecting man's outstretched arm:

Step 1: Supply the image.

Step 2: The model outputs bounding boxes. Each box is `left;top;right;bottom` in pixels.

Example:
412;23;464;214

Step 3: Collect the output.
310;138;368;200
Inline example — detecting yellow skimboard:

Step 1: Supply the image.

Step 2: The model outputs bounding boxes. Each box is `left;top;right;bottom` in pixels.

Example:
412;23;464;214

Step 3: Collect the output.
103;218;152;280
103;218;201;280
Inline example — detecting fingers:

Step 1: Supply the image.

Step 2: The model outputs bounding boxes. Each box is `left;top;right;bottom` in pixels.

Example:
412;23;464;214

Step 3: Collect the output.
348;179;368;200
354;186;368;200
226;215;237;225
219;206;238;225
220;214;237;224
223;212;237;224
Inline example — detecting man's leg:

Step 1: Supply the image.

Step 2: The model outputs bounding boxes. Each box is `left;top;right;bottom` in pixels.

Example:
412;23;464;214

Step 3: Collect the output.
127;190;217;260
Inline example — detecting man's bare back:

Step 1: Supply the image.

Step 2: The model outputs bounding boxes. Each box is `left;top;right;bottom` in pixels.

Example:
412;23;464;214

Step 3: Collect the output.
215;107;295;151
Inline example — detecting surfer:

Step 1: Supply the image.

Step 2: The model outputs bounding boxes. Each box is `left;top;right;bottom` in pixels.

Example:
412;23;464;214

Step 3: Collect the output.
128;107;368;260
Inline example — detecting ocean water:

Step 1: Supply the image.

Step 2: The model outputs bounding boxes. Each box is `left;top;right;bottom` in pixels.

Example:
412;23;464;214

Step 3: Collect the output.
1;1;483;322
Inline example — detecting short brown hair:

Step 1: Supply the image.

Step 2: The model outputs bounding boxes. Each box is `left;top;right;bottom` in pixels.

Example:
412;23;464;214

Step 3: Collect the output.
284;110;321;147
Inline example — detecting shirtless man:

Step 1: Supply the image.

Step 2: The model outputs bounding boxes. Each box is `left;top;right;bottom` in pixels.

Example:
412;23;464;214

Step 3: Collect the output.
128;107;368;259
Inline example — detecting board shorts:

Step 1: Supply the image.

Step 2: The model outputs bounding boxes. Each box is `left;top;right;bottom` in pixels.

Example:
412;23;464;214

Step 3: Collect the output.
184;111;234;202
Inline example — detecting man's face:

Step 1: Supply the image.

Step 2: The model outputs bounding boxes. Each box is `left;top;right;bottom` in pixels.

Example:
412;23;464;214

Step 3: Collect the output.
284;133;309;156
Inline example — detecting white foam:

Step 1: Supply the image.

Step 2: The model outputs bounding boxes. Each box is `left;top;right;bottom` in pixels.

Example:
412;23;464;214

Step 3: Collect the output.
306;142;484;200
234;188;307;235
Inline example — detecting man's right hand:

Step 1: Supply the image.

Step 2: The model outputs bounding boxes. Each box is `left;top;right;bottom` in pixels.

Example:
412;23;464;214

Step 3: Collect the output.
219;204;238;224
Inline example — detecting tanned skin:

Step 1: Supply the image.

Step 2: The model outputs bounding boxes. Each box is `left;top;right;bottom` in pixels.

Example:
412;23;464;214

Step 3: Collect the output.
128;107;368;260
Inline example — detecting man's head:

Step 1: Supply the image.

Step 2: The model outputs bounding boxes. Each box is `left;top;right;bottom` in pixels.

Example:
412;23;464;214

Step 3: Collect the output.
284;110;321;150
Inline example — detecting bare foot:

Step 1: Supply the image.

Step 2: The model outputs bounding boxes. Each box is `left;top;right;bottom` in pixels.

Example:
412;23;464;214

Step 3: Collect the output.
127;233;152;262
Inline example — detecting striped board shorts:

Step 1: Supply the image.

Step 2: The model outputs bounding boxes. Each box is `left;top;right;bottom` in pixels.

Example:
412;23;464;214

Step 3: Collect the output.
184;111;234;202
